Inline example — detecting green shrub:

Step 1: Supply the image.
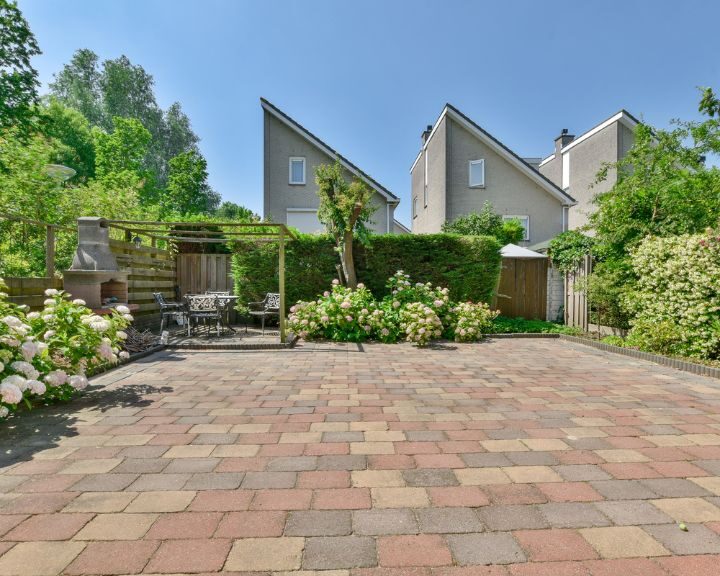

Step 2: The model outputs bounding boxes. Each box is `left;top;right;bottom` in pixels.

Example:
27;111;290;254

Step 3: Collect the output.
232;233;502;312
601;335;626;347
624;229;720;359
488;316;580;335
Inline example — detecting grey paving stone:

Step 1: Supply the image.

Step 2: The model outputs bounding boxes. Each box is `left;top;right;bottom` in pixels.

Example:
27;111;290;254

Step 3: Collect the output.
241;471;296;489
507;451;559;466
403;469;458;487
594;500;675;525
415;507;483;533
303;536;376;569
127;473;192;491
164;458;219;473
192;433;238;445
405;431;447;442
447;533;526;565
460;453;513;468
478;505;548;531
70;473;138;492
113;459;169;474
538;502;612;528
694;460;720;475
266;457;318;472
353;509;418;535
285;510;352;536
183;472;244;490
590;480;659;500
553;464;612;482
644;523;720;554
323;432;364;443
318;455;367;471
639;478;712;498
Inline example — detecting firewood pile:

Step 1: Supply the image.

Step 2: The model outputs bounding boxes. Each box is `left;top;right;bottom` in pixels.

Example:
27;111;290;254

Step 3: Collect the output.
121;327;159;354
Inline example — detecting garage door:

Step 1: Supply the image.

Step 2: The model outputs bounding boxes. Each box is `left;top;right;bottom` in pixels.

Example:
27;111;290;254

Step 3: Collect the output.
287;209;324;234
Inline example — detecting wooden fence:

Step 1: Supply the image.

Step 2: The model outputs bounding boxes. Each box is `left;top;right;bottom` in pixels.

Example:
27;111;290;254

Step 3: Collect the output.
176;254;233;296
109;239;176;329
4;277;64;310
494;257;548;319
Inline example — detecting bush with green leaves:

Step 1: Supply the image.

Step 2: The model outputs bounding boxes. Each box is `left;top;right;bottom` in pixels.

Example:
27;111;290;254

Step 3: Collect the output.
233;233;502;314
287;271;497;347
0;281;132;420
623;230;720;359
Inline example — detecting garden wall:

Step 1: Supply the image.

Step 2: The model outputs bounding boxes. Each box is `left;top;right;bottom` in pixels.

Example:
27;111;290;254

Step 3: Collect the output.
232;233;502;310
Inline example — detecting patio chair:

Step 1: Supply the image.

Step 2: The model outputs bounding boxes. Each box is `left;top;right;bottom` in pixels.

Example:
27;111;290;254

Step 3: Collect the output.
153;292;185;333
185;294;223;337
248;293;280;335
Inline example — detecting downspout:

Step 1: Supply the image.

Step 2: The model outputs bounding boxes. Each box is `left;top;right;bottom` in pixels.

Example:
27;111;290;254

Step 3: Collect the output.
386;204;390;233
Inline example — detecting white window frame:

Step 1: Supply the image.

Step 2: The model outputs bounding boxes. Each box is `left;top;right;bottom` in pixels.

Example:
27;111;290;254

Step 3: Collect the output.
423;153;428;207
503;215;530;241
412;197;418;219
289;157;306;185
468;159;485;188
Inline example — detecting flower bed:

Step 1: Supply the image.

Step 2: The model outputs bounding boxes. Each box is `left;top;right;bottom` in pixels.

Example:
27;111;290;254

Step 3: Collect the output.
0;280;132;421
287;271;498;346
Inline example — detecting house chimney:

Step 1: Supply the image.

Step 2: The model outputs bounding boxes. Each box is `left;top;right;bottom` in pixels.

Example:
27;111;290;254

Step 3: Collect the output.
554;128;575;154
421;124;433;145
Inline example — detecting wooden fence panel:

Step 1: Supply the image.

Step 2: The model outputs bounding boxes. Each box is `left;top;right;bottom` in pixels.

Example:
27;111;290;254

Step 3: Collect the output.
564;255;591;331
176;254;233;296
4;277;64;310
495;257;548;319
109;239;175;329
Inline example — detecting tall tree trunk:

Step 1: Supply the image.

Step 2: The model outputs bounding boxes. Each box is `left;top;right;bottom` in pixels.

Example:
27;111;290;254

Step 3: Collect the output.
342;231;357;288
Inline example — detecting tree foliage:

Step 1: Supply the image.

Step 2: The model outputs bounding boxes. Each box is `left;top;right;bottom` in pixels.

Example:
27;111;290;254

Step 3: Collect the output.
0;0;40;134
162;149;219;216
315;161;375;288
442;202;525;245
548;230;595;273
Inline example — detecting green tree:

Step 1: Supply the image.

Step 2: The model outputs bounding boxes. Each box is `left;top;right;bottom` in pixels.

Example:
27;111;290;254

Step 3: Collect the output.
163;149;219;216
315;161;375;288
0;0;40;134
214;201;257;221
442;201;525;244
39;98;95;181
48;48;103;126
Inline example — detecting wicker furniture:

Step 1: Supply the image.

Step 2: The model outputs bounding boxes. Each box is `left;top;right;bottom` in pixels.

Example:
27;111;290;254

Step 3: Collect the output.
248;293;280;335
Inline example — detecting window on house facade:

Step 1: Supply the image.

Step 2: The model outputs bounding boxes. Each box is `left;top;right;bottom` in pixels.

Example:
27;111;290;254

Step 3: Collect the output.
289;157;306;185
413;197;418;219
423;153;428;207
561;152;570;189
468;159;485;187
503;215;530;241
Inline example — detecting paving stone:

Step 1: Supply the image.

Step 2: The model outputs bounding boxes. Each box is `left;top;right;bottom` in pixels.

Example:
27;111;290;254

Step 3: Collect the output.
189;488;253;511
403;469;458;487
215;510;287;537
377;534;451;567
447;533;526;565
639;478;712;497
353;508;419;535
427;486;489;507
163;457;218;473
506;451;559;466
372;487;429;508
268;456;319;471
460;453;513;468
643;523;720;554
183;471;244;489
538;503;611;528
318;455;367;470
314;488;372;510
145;538;231;573
514;528;599;561
554;464;612;481
145;511;222;539
242;471;297;488
304;536;377;569
127;472;191;491
657;553;720;575
69;473;137;492
353;470;405;487
580;526;671;558
285;510;352;536
594;500;674;525
590;480;659;500
74;513;158;540
478;505;548;531
651;497;720;521
125;490;195;512
0;541;86;576
415;507;484;533
64;540;159;575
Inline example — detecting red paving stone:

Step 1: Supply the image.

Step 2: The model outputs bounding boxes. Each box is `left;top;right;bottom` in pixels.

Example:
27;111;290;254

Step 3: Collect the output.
2;341;720;574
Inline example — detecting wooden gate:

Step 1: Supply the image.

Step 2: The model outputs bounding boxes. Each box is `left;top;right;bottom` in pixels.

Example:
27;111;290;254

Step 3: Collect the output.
495;257;548;319
176;254;234;296
564;255;591;331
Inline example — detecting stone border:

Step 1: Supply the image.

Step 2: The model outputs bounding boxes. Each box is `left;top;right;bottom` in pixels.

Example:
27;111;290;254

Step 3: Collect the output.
559;334;720;380
166;333;298;351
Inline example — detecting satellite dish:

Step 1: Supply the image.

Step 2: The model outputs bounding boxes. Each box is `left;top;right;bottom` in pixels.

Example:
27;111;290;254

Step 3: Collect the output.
45;164;77;182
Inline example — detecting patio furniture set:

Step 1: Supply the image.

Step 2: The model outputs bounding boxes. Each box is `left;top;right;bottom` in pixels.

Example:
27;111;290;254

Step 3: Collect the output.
153;291;280;337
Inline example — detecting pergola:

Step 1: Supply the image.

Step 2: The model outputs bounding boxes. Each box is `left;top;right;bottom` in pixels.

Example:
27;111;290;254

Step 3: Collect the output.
105;219;296;342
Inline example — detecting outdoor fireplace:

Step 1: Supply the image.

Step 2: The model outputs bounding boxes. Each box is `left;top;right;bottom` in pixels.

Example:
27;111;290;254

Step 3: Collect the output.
63;217;129;309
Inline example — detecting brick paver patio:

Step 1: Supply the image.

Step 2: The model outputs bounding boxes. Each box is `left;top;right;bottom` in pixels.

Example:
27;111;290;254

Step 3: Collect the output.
1;338;720;575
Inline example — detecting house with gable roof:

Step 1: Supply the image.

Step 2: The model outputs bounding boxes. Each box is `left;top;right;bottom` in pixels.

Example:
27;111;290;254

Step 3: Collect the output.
262;98;404;234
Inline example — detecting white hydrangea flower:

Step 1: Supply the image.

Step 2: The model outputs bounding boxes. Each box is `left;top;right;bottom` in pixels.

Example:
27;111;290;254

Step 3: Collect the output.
27;380;46;395
0;406;9;419
115;305;130;314
72;299;86;306
0;381;24;403
119;351;130;360
44;288;59;296
45;370;68;386
68;375;89;390
10;361;39;380
26;312;40;320
21;340;40;361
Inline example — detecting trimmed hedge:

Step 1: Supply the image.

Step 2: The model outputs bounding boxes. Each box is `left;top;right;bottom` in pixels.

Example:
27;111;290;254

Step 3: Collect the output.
232;233;502;311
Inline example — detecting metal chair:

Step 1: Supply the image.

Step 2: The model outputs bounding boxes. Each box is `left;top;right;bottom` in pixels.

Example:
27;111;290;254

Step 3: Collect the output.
248;293;280;335
185;294;223;337
153;292;185;333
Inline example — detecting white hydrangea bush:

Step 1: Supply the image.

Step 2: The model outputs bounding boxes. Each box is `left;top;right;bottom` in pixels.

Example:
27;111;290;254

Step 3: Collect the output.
625;230;720;359
451;302;499;342
399;302;442;346
0;281;132;420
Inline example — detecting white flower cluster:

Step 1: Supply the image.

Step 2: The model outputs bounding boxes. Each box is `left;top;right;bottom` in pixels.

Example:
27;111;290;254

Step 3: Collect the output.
400;302;442;346
451;302;499;342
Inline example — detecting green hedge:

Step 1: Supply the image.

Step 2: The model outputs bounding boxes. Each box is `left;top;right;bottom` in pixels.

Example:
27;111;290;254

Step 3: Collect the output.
232;233;502;311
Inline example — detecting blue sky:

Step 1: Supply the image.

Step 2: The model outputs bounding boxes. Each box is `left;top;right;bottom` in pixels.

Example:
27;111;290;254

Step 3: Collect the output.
20;0;720;225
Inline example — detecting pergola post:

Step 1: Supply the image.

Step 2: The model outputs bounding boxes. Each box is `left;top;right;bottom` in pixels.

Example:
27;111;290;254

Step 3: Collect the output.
45;225;55;277
278;227;286;343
